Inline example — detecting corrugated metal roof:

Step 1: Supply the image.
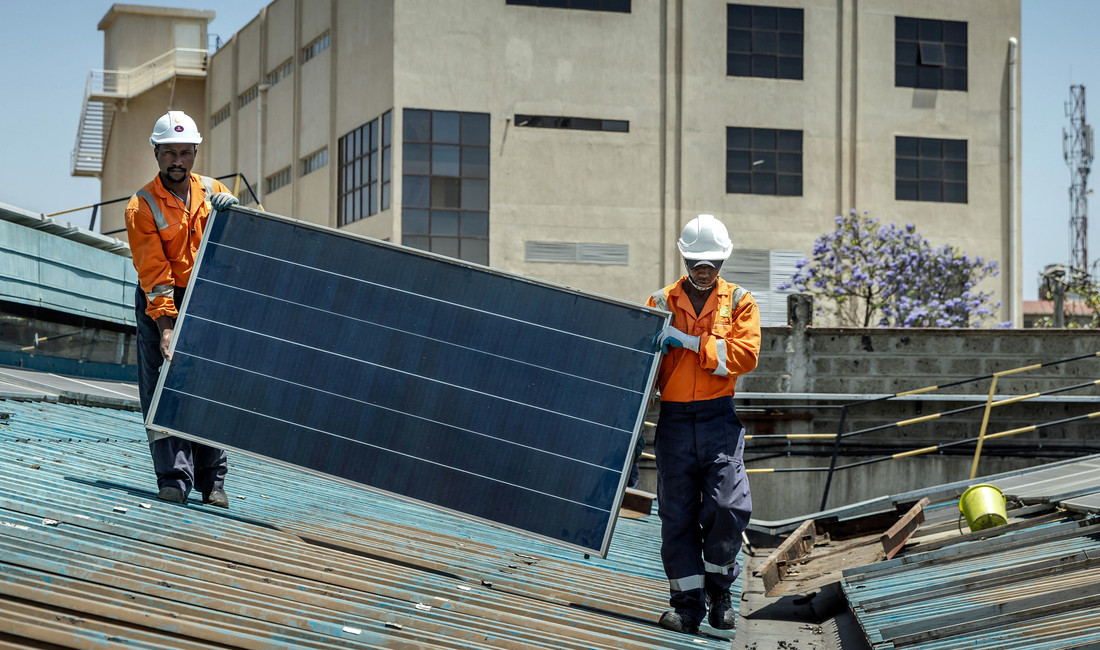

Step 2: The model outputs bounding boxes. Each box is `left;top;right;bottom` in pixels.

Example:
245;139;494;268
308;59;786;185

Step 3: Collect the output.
0;201;131;257
0;365;138;406
841;458;1100;650
0;390;741;648
0;206;137;327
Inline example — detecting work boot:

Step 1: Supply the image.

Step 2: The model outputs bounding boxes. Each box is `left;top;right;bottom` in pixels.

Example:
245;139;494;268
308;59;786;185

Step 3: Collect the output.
203;489;230;508
658;610;700;635
708;590;736;629
156;486;185;504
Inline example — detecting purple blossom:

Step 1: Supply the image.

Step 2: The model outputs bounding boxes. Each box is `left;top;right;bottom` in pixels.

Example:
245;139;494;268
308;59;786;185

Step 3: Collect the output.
784;209;1001;327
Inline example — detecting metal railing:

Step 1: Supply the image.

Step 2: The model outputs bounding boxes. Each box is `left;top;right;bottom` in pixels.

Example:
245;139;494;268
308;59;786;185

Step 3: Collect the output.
730;352;1100;510
639;352;1100;511
88;48;208;98
45;173;262;236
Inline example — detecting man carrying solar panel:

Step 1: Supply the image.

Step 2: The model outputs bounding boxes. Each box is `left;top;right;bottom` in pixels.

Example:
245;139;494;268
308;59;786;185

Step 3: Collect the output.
647;214;761;635
124;111;240;508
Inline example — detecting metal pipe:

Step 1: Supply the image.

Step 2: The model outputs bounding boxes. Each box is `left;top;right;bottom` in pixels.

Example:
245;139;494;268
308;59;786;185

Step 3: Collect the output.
1009;37;1021;327
258;83;271;205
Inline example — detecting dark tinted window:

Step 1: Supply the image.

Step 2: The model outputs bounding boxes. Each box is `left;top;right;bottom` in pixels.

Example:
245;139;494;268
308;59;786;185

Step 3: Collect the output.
728;4;803;80
726;126;802;196
505;0;630;12
895;16;967;91
403;109;491;264
514;114;629;133
895;136;967;204
338;117;382;226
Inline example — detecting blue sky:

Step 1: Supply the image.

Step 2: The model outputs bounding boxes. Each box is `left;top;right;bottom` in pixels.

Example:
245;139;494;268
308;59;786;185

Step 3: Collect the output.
0;0;1096;300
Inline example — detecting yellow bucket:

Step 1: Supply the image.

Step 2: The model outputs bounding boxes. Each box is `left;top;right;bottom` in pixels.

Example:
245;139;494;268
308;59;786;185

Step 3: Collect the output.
959;484;1008;532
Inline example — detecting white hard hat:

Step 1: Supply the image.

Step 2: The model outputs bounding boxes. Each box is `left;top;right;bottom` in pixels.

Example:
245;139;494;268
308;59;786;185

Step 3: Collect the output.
677;214;733;261
150;111;203;146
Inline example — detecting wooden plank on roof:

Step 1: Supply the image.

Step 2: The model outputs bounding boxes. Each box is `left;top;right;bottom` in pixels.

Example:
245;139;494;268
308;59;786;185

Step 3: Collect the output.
879;497;929;560
756;519;817;596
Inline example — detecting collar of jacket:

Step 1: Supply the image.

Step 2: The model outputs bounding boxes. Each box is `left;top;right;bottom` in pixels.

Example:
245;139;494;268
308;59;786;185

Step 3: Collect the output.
669;276;731;321
152;172;200;203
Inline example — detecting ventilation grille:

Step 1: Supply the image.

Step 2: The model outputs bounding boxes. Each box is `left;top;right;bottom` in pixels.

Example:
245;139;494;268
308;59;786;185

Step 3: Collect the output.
526;241;629;265
726;249;803;327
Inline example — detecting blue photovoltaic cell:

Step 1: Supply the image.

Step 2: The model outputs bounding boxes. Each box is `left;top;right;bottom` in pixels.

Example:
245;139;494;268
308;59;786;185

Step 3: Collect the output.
149;207;666;555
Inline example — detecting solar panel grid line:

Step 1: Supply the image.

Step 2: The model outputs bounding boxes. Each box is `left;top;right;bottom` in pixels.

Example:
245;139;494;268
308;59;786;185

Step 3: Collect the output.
207;239;649;355
167;351;624;474
149;207;668;555
168;315;637;468
152;401;622;553
186;257;648;424
193;276;646;396
157;390;614;515
178;312;640;433
154;372;629;508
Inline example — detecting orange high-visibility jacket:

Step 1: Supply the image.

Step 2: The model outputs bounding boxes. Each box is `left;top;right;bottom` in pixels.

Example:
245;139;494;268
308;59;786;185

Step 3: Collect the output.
125;173;230;320
647;276;761;402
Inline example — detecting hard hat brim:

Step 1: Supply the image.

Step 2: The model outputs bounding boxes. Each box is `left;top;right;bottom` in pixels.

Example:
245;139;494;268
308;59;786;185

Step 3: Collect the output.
150;136;203;146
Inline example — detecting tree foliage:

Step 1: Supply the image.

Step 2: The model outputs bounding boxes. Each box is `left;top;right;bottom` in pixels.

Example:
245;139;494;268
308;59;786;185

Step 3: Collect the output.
1035;272;1100;328
780;210;1001;327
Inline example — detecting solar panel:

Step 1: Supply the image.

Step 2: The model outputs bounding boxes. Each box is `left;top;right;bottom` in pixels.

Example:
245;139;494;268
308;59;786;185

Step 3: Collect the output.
148;207;667;556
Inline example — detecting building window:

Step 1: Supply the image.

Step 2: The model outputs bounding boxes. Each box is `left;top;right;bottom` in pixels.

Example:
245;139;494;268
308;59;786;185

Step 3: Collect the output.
505;0;631;12
237;85;258;109
338;118;379;226
726;127;802;196
895;17;967;91
381;111;392;211
896;136;967;203
402;109;490;265
727;4;803;80
301;31;330;64
266;167;291;195
266;58;293;87
301;148;328;177
514;114;628;133
210;104;231;128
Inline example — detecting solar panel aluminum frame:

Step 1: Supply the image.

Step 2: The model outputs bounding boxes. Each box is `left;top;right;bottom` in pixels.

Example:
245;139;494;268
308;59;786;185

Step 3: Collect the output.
147;206;669;557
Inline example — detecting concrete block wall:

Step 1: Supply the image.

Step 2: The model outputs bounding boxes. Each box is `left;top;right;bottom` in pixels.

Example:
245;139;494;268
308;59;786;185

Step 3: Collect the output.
634;297;1100;518
731;297;1100;519
743;326;1100;396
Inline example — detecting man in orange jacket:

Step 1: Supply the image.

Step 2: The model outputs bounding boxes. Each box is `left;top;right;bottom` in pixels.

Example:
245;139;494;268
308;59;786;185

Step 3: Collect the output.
125;111;240;508
648;214;761;635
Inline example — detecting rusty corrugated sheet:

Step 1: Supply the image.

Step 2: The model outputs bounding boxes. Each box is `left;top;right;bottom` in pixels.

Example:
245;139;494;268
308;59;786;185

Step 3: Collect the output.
0;396;739;648
842;476;1100;650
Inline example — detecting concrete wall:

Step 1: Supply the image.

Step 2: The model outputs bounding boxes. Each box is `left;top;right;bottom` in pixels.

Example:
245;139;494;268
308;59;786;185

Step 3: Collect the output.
633;307;1100;519
99;5;213;71
725;295;1100;519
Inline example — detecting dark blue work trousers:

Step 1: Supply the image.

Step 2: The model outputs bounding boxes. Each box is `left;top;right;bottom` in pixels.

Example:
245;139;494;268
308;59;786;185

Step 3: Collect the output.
655;396;752;619
136;286;227;499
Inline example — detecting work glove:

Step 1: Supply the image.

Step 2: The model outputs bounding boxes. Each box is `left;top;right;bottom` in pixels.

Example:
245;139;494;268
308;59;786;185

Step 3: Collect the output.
210;192;240;210
654;325;700;354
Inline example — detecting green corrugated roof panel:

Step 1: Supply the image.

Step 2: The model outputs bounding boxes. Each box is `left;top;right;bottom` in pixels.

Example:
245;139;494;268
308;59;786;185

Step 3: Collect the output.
0;204;137;327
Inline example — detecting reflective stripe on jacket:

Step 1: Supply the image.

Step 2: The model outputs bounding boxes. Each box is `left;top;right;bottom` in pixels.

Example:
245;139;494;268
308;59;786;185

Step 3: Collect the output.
125;173;227;320
646;276;761;402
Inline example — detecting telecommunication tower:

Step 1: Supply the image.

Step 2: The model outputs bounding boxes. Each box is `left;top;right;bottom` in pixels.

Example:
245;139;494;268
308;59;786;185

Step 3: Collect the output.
1064;85;1094;280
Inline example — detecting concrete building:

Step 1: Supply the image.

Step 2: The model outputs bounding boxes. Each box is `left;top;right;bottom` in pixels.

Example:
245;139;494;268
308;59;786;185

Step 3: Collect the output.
74;0;1022;325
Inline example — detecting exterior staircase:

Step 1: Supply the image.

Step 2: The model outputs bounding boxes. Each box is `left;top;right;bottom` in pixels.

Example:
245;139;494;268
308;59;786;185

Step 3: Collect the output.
71;48;208;178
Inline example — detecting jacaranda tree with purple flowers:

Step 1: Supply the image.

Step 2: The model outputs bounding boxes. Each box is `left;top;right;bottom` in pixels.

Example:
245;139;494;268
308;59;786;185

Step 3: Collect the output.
780;210;1001;327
